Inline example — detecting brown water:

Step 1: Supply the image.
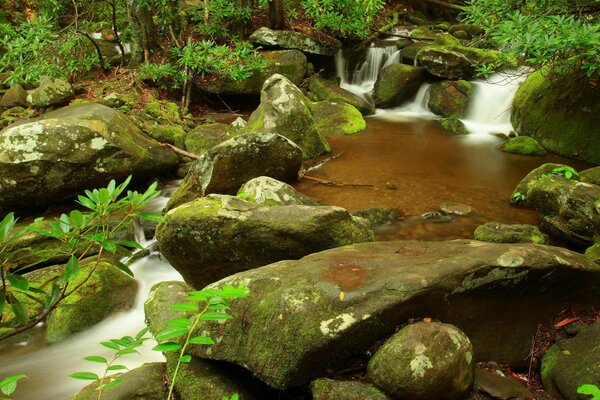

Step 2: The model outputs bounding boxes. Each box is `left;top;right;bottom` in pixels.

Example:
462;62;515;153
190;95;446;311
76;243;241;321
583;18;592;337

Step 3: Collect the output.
294;116;590;241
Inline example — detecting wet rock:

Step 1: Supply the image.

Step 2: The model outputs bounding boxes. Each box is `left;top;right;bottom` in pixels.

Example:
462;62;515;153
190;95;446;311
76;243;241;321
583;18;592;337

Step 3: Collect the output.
511;163;564;206
440;202;473;215
250;27;341;56
308;75;375;115
541;321;600;400
146;124;186;148
244;74;330;159
351;207;396;227
411;27;437;41
156;195;374;288
237;176;319;206
195;50;307;95
448;24;484;39
367;322;474;400
166;132;303;209
498;136;546;156
585;242;600;264
474;368;533;400
311;378;392;400
433;34;462;46
427;80;472;118
184;122;230;155
580;166;600;186
440;117;470;135
0;103;179;210
146;240;600;389
27;76;74;107
312;101;366;136
474;222;549;244
373;64;425;108
400;43;430;65
0;85;29;109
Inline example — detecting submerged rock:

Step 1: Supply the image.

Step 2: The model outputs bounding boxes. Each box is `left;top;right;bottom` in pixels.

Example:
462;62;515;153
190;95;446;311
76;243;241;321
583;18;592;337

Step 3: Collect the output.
146;240;600;389
250;27;341;56
474;222;549;244
498;136;546;156
237;176;320;206
308;75;375;115
427;80;472;118
311;101;366;136
440;202;473;215
311;378;392;400
27;77;74;107
373;64;425;108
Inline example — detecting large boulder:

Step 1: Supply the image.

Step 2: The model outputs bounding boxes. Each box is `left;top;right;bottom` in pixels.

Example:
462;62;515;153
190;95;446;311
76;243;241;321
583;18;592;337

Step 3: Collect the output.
237;176;320;206
373;64;425;108
145;240;600;389
0;85;29;109
166;132;303;209
427;80;472;118
308;76;375;115
511;163;564;206
512;70;600;163
244;74;330;159
250;27;341;56
311;378;392;400
183;122;230;155
0;103;178;210
27;77;74;108
194;50;307;95
311;101;366;136
156;195;374;288
581;166;600;186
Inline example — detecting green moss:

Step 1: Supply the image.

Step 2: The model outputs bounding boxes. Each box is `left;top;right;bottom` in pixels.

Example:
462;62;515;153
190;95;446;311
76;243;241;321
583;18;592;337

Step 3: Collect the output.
146;124;186;148
440;117;470;135
499;136;547;156
308;76;374;115
144;99;181;123
411;27;436;40
373;64;425;108
184;123;229;155
312;101;366;136
428;80;472;118
433;34;461;46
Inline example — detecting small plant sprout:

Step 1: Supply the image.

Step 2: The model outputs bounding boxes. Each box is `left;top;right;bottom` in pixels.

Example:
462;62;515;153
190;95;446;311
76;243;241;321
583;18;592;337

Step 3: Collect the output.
152;284;249;399
578;384;600;400
0;374;27;399
511;191;526;203
550;166;580;181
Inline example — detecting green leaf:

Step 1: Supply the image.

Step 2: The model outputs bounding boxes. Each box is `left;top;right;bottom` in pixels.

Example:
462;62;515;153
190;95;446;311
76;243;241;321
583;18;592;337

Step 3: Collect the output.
155;327;188;341
170;303;199;312
189;336;214;345
0;212;16;243
106;365;128;371
135;327;149;340
0;374;26;396
138;212;164;223
115;261;134;277
113;240;143;250
116;348;139;356
83;356;107;364
44;282;60;309
179;355;192;363
578;384;600;397
11;300;28;324
199;312;232;321
102;379;125;390
101;341;120;350
69;210;84;229
166;318;191;328
0;289;5;316
64;255;79;282
153;342;180;352
7;274;29;291
69;372;99;380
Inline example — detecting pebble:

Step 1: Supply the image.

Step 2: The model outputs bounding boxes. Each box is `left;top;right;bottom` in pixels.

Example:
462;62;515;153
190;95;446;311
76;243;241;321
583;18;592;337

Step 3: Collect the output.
440;202;473;215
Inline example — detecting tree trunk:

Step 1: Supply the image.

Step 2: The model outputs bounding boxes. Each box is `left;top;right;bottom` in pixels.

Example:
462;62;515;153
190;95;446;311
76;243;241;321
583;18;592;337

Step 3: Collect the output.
126;0;160;66
268;0;285;30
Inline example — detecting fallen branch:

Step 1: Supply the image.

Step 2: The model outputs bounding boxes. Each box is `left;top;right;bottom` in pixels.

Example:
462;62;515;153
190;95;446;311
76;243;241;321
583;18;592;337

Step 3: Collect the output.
299;152;344;178
301;175;374;188
160;142;199;159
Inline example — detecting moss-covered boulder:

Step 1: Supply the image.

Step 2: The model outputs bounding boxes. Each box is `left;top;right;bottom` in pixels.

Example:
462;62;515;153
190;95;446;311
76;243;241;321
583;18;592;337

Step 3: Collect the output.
312;101;366;136
411;27;436;41
194;50;307;95
157;195;374;288
146;240;600;389
311;378;392;400
511;163;564;206
146;124;186;148
237;176;319;206
250;27;341;56
367;322;474;400
541;321;600;400
433;34;462;46
1;85;29;109
308;75;375;115
581;166;600;186
474;222;548;244
585;242;600;264
244;74;330;159
0;103;178;210
166;132;303;209
373;64;425;108
416;45;516;79
498;136;546;156
71;363;166;400
440;117;470;135
27;77;74;108
512;70;600;163
183;122;230;155
427;80;472;118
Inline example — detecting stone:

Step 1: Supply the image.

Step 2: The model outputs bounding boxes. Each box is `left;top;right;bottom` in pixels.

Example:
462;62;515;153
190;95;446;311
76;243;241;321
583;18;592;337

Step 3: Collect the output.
0;85;29;109
427;80;472;118
585;242;600;264
351;207;396;227
145;240;600;389
0;103;179;210
440;117;470;135
373;64;425;108
184;122;230;155
474;368;533;400
27;76;74;107
166;132;303;209
541;321;600;400
474;222;549;244
511;163;564;206
440;202;473;215
195;50;307;95
308;75;375;115
237;176;320;206
311;101;366;136
244;74;330;159
146;124;186;148
156;195;374;288
433;34;462;46
581;166;600;186
498;136;546;156
367;322;474;400
448;24;483;38
411;27;437;41
512;69;600;164
311;378;392;400
250;27;341;56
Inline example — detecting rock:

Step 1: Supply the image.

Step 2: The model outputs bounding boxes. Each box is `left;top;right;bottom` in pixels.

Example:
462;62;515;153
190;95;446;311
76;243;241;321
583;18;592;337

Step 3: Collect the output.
416;45;516;79
541;321;600;400
411;27;437;41
143;99;181;123
351;207;396;227
399;43;430;65
433;34;462;46
166;132;303;209
146;240;600;389
311;378;393;400
448;24;484;38
96;92;132;109
244;74;330;159
146;124;186;148
512;69;600;163
156;195;374;288
1;85;29;109
427;80;472;118
184;123;230;155
27;77;74;107
312;101;366;136
581;166;600;186
195;50;307;95
71;363;166;400
440;117;470;135
474;368;533;400
237;176;320;206
511;163;564;206
308;76;375;115
367;322;474;400
0;103;179;210
585;242;600;264
498;136;546;156
440;202;473;215
474;222;549;244
373;64;425;108
250;27;341;56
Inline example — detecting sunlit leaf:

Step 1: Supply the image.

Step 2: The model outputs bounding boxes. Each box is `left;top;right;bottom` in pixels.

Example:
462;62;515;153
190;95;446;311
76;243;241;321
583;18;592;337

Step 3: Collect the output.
106;365;128;371
69;372;99;380
170;303;199;312
155;327;188;341
179;355;192;363
7;274;29;291
189;336;214;345
153;342;180;352
103;379;125;390
83;356;107;364
199;312;232;321
101;341;120;350
167;318;191;328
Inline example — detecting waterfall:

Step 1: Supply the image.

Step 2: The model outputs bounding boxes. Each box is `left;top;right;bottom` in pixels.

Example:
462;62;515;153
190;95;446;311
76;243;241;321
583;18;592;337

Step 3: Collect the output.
377;83;436;120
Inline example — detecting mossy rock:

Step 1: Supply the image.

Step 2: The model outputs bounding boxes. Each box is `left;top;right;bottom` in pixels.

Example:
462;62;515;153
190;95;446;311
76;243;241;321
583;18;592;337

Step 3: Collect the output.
250;27;341;56
433;34;462;46
183;122;230;155
146;124;186;148
474;222;549;244
28;77;74;108
580;166;600;185
237;176;320;206
411;27;436;41
308;75;375;115
498;136;547;156
440;117;470;135
373;64;425;108
311;101;367;136
143;99;181;124
1;85;29;109
511;163;564;206
585;242;600;264
311;378;392;400
428;80;472;118
512;69;600;164
448;24;484;38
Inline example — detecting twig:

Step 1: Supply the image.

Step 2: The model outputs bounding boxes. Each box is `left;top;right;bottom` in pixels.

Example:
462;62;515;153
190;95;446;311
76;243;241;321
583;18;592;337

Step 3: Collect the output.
299;152;345;178
160;142;199;159
527;323;542;382
301;175;374;188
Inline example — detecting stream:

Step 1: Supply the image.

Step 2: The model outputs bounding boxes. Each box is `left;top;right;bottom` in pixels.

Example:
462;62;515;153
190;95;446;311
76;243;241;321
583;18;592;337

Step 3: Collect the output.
0;46;590;400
